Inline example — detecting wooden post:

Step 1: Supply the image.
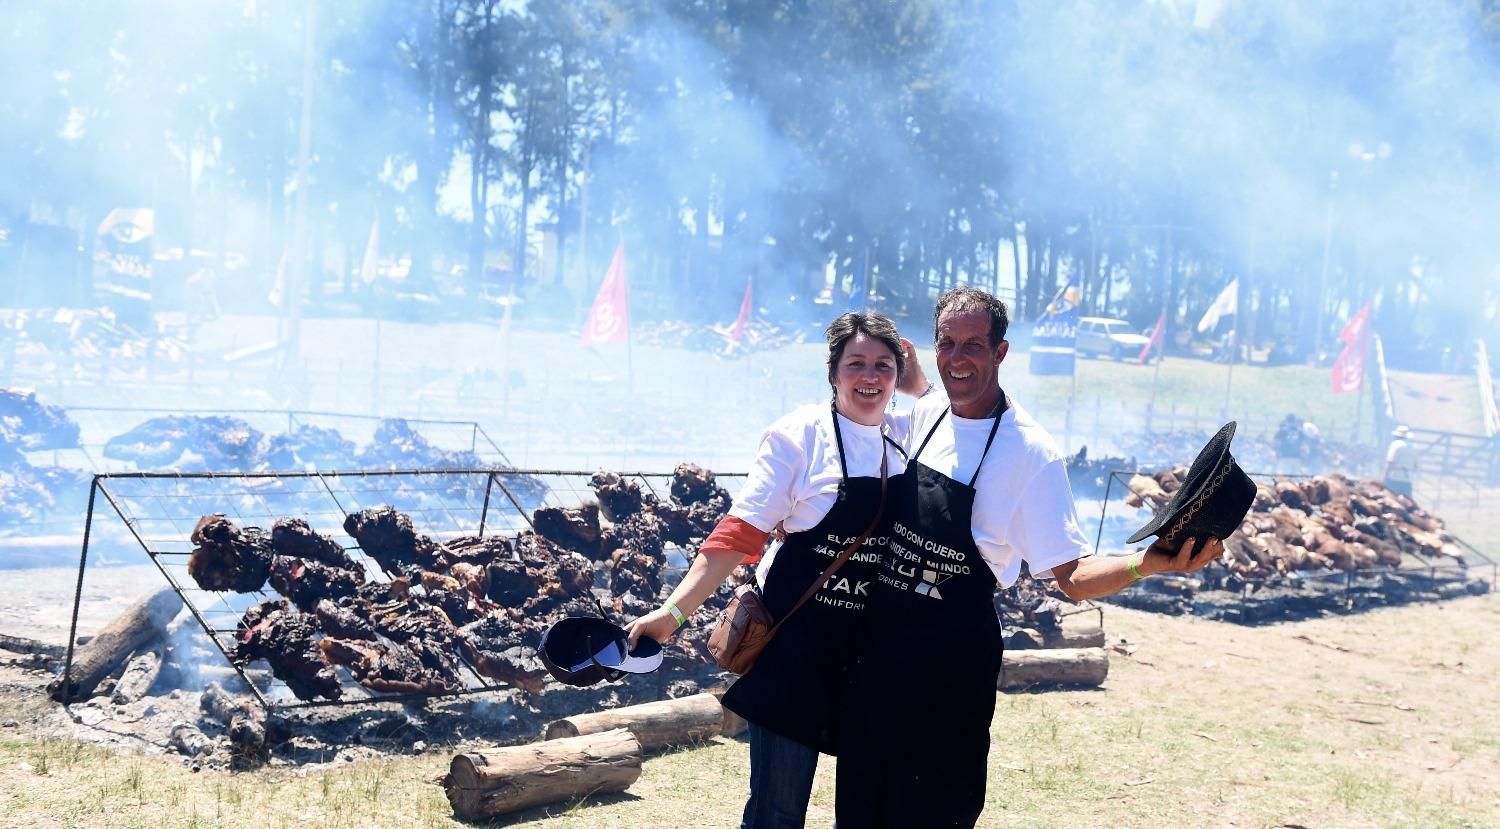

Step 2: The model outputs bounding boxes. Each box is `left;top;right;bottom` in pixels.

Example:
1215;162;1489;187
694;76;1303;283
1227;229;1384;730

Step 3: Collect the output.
543;692;723;750
49;587;182;702
444;729;642;821
999;647;1110;690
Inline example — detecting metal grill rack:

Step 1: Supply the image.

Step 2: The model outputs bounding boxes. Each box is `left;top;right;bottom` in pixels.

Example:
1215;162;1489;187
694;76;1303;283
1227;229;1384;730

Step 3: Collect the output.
8;408;519;542
61;468;744;710
1091;469;1496;621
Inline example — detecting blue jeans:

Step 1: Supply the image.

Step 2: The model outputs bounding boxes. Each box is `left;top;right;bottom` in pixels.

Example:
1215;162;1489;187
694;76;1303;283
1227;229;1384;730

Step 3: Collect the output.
741;721;820;829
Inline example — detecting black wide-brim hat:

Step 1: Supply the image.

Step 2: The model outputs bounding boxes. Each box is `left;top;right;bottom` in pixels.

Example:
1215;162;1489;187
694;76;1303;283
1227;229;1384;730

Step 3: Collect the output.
1126;421;1257;548
538;617;663;687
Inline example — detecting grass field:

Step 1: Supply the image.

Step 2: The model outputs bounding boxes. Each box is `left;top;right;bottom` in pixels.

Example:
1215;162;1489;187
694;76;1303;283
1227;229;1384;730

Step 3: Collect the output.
4;590;1496;829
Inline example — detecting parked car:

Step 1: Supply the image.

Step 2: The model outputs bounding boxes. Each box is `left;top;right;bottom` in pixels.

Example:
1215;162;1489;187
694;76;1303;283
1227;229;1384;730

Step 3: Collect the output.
1075;316;1152;360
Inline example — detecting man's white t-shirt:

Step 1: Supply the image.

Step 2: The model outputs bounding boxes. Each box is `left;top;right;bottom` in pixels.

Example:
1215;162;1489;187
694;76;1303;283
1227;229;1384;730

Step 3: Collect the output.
906;391;1090;586
729;403;910;577
1385;438;1418;482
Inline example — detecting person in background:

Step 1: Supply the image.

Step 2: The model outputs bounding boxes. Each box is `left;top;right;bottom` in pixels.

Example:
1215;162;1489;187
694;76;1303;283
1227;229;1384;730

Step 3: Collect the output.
1274;413;1304;473
1384;424;1419;497
625;311;928;829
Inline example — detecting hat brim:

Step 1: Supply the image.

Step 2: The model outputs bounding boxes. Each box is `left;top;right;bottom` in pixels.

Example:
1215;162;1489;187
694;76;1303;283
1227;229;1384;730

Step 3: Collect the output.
1126;421;1238;544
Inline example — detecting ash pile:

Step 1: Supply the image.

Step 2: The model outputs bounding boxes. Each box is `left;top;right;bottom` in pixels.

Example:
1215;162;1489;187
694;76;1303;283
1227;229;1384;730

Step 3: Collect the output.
631;319;806;356
105;415;480;473
38;464;745;770
0;388;88;526
1111;469;1492;623
0;306;189;366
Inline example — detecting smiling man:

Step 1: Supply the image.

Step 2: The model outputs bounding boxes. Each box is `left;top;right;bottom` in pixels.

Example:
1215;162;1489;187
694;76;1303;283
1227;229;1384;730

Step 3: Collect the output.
835;287;1222;828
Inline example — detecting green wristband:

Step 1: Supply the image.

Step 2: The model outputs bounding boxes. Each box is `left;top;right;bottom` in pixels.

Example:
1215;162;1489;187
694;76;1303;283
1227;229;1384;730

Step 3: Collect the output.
1127;551;1145;581
664;603;687;627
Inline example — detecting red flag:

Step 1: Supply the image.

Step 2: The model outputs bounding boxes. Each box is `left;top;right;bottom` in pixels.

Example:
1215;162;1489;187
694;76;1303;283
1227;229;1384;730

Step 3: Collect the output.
730;278;753;342
580;244;630;347
1330;301;1372;394
1138;311;1166;364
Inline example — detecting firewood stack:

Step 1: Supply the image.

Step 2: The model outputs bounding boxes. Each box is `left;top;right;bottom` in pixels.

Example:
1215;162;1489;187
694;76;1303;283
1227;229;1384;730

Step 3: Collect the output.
1125;468;1468;581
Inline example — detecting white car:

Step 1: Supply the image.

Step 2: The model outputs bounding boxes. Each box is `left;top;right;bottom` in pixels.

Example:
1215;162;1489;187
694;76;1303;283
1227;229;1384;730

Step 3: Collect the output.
1075;316;1152;360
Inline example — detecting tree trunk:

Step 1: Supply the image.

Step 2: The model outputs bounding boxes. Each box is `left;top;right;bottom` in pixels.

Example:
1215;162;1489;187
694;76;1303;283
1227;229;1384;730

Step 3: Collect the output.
444;729;642;821
998;646;1109;690
48;588;181;702
543;691;723;750
467;98;491;299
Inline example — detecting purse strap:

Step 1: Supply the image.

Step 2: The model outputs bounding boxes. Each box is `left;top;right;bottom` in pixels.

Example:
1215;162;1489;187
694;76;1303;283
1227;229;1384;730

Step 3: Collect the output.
764;442;889;640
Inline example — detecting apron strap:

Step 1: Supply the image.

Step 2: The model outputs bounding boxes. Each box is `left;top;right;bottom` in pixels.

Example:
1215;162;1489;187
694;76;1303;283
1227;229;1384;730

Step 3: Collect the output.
968;403;1005;488
761;447;888;642
913;395;1009;488
829;402;852;499
912;408;948;462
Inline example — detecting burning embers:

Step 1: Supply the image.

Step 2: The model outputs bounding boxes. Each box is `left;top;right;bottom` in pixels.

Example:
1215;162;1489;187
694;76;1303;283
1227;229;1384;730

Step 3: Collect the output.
190;463;735;704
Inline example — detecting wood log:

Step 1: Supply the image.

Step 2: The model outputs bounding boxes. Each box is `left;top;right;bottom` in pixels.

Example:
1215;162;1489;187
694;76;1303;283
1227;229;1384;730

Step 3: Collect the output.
444;728;642;821
543;691;722;749
48;588;182;702
200;681;264;757
999;647;1109;690
199;681;290;756
0;632;66;659
110;645;163;704
169;721;213;757
1004;614;1106;650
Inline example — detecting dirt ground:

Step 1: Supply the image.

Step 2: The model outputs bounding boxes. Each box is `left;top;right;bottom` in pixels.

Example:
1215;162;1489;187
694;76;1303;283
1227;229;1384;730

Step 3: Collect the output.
2;586;1497;829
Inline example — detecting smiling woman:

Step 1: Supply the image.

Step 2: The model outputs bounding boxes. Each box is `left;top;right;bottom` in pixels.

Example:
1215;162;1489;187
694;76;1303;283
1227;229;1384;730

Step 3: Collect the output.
624;311;928;829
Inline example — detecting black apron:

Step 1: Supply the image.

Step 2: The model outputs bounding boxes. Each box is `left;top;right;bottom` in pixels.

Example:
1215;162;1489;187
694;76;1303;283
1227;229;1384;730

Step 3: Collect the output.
837;405;1005;828
722;405;901;754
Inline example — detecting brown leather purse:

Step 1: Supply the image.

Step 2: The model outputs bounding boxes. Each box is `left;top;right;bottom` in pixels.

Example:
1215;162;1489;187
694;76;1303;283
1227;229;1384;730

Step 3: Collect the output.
706;449;888;675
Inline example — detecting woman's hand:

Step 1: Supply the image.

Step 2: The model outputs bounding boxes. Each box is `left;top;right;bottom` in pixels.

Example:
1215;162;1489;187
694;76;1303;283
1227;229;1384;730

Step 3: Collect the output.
1145;535;1224;574
625;608;681;649
897;337;932;397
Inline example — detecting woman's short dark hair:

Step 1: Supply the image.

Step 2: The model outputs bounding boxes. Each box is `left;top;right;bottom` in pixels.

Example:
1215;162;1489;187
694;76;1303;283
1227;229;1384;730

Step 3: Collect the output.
825;312;906;387
933;287;1009;346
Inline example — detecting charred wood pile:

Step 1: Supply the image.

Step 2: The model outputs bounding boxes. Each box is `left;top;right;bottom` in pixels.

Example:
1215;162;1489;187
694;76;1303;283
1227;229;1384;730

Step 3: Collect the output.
1063;445;1135;499
0;306;189;365
1117;428;1379;477
992;565;1110;690
630;319;807;356
0;388;88;527
1114;469;1491;622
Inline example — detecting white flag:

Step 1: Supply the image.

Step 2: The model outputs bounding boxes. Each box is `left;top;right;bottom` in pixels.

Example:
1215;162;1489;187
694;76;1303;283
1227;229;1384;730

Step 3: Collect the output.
1196;278;1238;333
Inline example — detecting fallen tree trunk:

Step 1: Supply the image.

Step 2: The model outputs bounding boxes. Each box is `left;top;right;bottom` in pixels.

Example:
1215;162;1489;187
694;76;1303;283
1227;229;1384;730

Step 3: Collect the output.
999;647;1109;690
1004;614;1106;650
110;645;164;704
542;692;722;749
0;632;66;659
444;728;642;821
48;588;182;702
